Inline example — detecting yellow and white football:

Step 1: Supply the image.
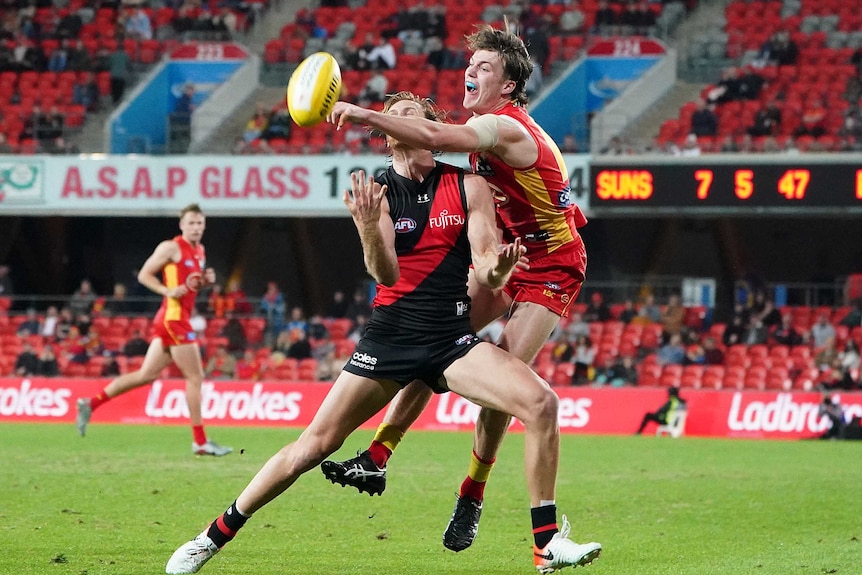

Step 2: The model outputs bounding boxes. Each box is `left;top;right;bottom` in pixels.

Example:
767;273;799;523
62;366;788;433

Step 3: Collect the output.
286;51;342;127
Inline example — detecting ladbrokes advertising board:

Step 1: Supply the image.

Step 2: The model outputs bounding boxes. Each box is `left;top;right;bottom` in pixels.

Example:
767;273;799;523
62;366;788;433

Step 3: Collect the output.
2;378;858;440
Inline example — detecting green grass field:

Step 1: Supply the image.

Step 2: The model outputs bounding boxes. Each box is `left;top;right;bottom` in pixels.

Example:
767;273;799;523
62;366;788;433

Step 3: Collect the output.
2;423;860;575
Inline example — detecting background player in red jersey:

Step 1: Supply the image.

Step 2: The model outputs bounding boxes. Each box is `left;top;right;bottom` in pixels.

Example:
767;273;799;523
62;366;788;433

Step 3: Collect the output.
76;203;232;457
325;21;591;554
165;93;599;575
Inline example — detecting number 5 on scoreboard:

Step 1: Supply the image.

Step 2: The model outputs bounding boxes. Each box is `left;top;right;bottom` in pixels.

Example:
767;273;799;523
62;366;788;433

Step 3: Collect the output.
694;169;713;199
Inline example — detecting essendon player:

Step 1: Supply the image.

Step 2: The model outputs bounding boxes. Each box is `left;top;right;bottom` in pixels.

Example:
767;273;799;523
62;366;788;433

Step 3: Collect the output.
165;93;598;575
76;203;232;457
325;22;596;567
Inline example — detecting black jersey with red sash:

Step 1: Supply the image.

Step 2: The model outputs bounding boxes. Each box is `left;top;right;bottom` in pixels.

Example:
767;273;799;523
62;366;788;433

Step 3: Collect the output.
365;162;473;345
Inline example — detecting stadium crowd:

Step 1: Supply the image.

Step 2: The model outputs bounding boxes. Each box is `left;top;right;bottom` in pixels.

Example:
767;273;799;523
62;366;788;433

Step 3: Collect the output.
3;268;862;395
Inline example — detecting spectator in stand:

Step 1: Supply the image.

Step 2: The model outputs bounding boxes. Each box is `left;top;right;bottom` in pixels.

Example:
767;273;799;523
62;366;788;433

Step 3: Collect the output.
657;333;686;365
261;108;291;142
706;67;742;105
569;334;596;385
837;340;861;384
661;293;685;343
57;10;84;40
47;38;69;72
631;1;656;36
108;45;132;104
243;102;269;143
640;293;662;323
64;325;91;365
16;308;41;336
815;336;839;372
617;299;637;324
286;330;312;360
260;281;286;345
347;32;377;71
722;314;746;346
593;0;617;35
558;2;585;35
678;133;702;157
367;35;396;70
221;315;247;357
771;313;803;346
347;313;367;344
743;317;769;345
749;290;781;328
207;283;226;318
810;313;836;349
600;135;630;155
123;329;149;357
596;354;638;387
14;341;40;376
690;99;718;137
702;336;724;365
39;344;59;377
718;134;738;152
839;299;862;328
747;100;782;137
560;134;579;153
345;288;371;322
67;39;91;72
172;82;196;125
793;97;827;139
327;289;348;318
69;278;97;316
307;314;330;342
225;278;252;315
40;305;60;339
683;341;706;365
285;306;308;340
758;30;798;66
73;71;101;112
124;8;153;40
235;349;260;381
358;70;388;104
55;307;74;341
101;354;121;377
845;64;862;103
205;344;237;380
563;310;590;341
583;291;611;323
102;282;131;316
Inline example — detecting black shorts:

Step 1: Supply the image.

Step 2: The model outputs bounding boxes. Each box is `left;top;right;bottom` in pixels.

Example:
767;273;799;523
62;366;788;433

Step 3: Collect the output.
342;331;482;393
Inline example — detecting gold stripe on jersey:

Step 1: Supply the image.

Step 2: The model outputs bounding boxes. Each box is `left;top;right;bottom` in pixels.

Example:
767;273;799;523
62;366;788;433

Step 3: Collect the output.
512;167;576;252
164;263;181;321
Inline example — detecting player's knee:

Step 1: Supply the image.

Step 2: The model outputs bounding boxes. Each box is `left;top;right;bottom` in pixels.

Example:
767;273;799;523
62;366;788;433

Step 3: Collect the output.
530;387;559;424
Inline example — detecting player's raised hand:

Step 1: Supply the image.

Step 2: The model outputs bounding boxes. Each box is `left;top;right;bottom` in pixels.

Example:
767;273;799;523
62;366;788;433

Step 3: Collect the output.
344;170;387;228
328;101;369;130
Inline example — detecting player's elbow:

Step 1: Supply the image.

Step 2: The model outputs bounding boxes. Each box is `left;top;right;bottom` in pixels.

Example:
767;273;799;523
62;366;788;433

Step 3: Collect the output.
376;270;399;287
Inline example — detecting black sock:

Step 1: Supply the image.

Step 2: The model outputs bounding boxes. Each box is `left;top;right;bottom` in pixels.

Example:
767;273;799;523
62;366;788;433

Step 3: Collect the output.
531;504;559;549
206;501;250;548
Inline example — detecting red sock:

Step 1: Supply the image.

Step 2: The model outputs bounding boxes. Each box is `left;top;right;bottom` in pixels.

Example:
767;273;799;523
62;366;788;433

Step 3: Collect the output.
367;440;392;468
89;391;111;411
459;476;487;501
192;425;207;445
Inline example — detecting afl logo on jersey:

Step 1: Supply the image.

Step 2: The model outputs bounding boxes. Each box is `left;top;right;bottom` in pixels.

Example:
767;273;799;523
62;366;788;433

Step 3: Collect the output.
394;218;417;233
184;259;195;267
186;271;204;292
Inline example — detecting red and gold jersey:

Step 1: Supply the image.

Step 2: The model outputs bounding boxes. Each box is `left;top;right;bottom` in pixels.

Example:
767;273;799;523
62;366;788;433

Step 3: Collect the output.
158;235;206;322
469;102;587;259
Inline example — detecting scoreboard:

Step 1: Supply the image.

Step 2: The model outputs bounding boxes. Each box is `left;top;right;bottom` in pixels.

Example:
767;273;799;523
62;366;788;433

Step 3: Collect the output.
588;154;862;215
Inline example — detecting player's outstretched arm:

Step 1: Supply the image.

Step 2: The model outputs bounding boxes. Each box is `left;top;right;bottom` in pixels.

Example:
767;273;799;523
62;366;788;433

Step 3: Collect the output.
328;101;485;153
464;173;527;289
344;170;398;287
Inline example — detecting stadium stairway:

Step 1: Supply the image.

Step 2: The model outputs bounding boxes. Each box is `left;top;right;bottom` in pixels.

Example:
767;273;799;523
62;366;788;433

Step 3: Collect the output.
195;85;287;153
611;0;728;150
